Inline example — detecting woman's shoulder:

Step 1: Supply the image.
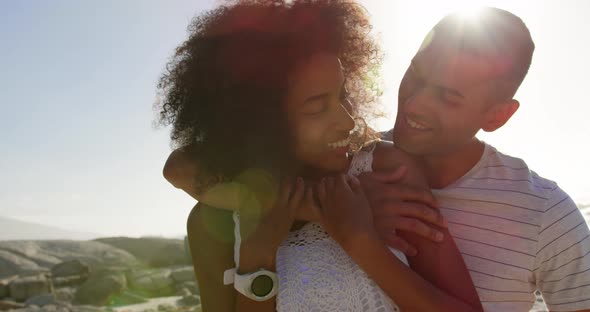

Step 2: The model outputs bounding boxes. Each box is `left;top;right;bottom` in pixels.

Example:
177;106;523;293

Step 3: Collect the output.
372;140;413;169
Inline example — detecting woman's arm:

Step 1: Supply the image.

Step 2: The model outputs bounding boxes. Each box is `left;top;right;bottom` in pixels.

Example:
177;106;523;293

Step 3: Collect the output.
186;197;285;312
233;177;305;311
401;226;482;309
316;175;483;312
186;203;236;312
234;239;278;312
187;176;305;312
346;230;481;311
372;142;482;310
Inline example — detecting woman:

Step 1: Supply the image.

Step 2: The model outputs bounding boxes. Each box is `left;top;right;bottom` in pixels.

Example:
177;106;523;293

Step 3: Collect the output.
157;1;482;311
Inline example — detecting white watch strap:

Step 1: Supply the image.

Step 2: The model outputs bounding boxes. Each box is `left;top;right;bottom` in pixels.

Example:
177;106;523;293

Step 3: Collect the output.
223;268;236;285
223;211;241;285
233;211;241;267
222;212;278;301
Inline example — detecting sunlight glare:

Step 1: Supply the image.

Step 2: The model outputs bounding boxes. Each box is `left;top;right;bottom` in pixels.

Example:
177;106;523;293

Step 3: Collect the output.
456;6;486;21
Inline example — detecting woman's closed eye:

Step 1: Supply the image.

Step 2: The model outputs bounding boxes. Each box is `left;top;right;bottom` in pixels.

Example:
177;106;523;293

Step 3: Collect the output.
301;98;328;115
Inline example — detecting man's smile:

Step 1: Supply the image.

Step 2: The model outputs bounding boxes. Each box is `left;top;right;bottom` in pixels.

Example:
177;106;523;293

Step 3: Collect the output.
402;115;433;132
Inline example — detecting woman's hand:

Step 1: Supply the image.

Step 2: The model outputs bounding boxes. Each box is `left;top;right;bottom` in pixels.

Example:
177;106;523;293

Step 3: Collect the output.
359;168;446;256
316;174;379;250
238;176;306;271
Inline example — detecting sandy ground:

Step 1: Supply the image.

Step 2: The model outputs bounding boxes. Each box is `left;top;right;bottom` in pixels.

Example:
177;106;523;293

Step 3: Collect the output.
112;296;200;312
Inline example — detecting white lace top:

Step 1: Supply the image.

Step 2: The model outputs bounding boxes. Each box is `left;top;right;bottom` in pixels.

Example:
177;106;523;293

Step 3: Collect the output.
275;144;406;312
231;143;408;311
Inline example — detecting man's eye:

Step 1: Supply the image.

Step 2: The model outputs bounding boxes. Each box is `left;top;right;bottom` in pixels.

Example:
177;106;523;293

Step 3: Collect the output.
438;90;460;106
443;99;459;107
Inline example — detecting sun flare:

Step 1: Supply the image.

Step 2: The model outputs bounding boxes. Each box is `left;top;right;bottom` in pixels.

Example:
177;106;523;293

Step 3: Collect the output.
456;6;487;20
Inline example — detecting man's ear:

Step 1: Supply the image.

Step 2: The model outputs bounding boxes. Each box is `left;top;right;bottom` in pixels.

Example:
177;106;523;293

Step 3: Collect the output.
482;99;520;132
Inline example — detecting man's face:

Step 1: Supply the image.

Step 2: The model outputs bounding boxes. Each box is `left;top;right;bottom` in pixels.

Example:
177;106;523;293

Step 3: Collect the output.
393;37;504;157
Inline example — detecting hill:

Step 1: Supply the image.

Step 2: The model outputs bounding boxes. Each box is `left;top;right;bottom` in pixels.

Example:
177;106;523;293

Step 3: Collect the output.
0;216;102;241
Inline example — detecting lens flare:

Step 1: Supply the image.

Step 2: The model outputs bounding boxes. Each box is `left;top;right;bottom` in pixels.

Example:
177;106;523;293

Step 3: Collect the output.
457;6;486;21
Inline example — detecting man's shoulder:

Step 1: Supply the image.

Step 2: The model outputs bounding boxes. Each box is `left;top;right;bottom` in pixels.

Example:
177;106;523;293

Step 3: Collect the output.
472;143;558;194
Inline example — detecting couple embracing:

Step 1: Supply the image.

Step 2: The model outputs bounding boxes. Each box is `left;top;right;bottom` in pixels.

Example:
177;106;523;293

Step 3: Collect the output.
157;1;590;311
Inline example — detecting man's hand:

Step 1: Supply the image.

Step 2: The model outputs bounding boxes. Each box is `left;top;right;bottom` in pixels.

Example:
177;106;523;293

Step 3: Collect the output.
358;167;447;256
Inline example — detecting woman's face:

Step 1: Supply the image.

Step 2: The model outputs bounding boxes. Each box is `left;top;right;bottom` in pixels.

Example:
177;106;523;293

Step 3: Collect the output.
284;53;355;174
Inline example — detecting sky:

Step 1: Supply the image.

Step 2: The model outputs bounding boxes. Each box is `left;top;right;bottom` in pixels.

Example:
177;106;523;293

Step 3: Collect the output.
1;0;589;238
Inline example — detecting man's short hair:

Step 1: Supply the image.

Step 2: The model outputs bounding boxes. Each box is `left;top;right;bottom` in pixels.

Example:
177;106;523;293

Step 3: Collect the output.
432;7;535;99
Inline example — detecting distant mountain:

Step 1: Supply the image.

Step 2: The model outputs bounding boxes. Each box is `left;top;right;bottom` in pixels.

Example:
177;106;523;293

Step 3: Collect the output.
0;216;103;241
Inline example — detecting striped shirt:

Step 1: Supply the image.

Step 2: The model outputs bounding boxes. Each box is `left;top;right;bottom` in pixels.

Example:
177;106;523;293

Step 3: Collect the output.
438;144;590;311
382;132;590;311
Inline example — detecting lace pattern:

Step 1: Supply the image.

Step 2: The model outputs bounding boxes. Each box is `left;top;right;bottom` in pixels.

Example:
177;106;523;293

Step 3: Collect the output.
275;143;406;311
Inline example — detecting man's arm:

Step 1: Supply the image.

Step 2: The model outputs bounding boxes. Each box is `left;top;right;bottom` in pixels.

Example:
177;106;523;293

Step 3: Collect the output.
164;147;320;220
535;187;590;312
164;146;203;199
164;147;259;211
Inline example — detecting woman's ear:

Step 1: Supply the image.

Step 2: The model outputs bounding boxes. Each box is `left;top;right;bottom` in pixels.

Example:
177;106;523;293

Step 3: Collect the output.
482;99;520;132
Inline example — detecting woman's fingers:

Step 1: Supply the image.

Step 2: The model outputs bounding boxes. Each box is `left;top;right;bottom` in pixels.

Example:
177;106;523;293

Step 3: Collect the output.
325;176;335;191
376;216;444;242
316;178;327;209
277;177;294;206
287;177;305;219
358;173;439;209
382;233;417;257
303;186;321;219
359;166;407;184
335;174;352;192
348;175;363;194
372;200;447;229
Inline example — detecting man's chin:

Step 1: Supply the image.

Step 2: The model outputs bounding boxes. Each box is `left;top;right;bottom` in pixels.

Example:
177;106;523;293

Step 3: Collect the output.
392;136;427;156
392;131;410;150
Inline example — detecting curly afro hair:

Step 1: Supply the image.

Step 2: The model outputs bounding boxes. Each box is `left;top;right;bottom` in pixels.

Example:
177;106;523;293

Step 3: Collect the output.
156;0;382;182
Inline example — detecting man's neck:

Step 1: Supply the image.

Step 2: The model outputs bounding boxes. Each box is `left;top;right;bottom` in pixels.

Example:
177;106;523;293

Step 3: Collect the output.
418;139;486;189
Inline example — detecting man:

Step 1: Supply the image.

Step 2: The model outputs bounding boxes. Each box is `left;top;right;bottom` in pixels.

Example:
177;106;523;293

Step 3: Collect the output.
364;7;590;311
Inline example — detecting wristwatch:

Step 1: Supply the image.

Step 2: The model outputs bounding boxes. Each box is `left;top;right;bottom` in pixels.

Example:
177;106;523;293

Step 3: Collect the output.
225;268;278;301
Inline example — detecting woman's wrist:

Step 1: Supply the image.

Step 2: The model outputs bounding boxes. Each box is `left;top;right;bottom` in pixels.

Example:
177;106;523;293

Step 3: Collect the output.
338;228;382;258
238;243;277;273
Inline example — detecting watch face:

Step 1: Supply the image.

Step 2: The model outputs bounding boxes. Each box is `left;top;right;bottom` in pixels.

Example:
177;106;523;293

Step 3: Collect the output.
251;274;274;297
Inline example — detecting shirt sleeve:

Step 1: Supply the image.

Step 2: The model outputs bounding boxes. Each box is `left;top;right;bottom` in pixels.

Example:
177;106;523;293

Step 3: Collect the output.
535;185;590;311
380;129;394;141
